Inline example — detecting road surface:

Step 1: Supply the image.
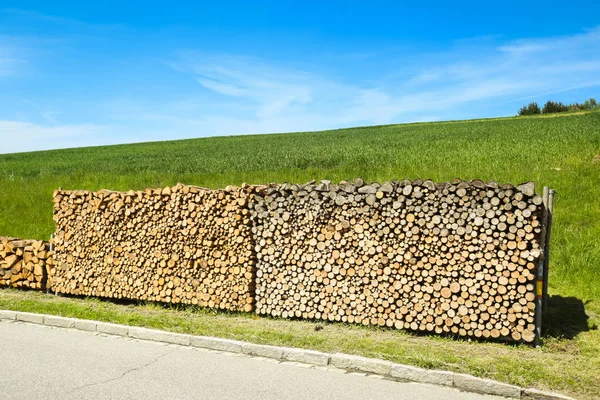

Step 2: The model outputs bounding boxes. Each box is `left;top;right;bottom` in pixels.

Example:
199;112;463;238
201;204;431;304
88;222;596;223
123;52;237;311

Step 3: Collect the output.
1;320;508;400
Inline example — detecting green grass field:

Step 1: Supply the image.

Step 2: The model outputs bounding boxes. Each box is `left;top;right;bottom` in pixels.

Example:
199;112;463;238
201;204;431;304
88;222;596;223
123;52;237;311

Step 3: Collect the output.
1;110;599;398
2;111;599;305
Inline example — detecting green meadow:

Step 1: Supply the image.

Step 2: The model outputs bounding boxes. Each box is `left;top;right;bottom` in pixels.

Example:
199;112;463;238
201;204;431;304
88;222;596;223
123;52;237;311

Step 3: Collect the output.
2;111;599;304
1;110;599;398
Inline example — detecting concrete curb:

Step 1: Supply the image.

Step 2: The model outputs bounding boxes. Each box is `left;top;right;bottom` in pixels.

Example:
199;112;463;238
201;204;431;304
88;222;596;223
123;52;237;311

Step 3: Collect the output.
391;363;454;387
454;373;522;398
330;353;392;376
0;310;574;400
521;388;576;400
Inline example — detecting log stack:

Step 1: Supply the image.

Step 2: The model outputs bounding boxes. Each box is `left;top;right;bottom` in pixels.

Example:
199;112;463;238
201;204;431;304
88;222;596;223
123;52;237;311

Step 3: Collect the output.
0;237;52;290
249;179;545;342
51;183;258;312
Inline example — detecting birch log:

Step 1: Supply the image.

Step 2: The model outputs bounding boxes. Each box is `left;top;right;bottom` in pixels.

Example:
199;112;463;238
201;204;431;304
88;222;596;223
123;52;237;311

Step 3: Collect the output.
250;179;544;343
51;184;259;312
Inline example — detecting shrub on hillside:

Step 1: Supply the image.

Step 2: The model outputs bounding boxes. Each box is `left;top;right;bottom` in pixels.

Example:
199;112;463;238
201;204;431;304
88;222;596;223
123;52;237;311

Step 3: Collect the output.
519;97;597;116
518;102;541;116
582;98;597;110
567;98;597;112
542;100;569;114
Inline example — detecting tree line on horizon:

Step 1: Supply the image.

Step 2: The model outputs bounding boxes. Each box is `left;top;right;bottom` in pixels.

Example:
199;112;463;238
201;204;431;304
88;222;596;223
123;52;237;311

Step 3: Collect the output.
518;97;597;116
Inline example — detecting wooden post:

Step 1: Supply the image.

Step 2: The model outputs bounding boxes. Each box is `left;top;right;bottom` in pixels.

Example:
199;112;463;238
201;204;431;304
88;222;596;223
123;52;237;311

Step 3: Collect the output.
534;187;549;347
542;189;554;319
48;233;54;295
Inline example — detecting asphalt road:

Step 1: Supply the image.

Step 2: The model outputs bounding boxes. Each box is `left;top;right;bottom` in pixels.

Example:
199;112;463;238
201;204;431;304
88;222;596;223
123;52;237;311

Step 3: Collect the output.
1;320;508;400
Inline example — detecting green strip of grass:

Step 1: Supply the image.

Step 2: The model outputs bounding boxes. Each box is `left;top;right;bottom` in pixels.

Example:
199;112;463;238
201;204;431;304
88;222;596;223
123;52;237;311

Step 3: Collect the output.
1;288;597;399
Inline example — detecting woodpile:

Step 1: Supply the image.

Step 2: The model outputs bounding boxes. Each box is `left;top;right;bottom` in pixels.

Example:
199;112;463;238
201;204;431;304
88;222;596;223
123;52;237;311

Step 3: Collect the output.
0;237;51;290
5;177;548;344
51;183;258;312
250;179;545;342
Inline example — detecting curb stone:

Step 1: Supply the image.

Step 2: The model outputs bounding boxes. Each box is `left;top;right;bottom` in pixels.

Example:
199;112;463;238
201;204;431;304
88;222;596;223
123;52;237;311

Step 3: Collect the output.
96;321;129;336
330;353;392;376
44;315;75;329
73;319;97;332
15;311;44;324
281;347;330;366
128;326;191;346
190;335;244;353
391;364;453;386
0;310;576;400
454;373;522;398
0;310;17;320
242;343;284;359
521;388;575;400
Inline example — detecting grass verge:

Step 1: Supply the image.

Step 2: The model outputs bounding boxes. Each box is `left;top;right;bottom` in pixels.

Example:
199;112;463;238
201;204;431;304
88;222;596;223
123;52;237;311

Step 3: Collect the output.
1;288;597;399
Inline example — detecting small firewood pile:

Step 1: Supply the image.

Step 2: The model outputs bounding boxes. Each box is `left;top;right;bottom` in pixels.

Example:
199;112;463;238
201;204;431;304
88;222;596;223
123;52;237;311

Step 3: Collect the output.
50;184;259;312
0;237;52;290
249;178;545;342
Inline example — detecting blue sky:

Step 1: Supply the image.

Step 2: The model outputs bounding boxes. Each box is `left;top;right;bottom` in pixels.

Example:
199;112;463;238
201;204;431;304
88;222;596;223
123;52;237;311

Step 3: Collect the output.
1;2;599;154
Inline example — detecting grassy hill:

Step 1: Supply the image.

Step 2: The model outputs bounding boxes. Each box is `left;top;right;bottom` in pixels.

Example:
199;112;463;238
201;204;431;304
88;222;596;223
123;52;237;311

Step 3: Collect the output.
2;111;599;307
1;110;600;398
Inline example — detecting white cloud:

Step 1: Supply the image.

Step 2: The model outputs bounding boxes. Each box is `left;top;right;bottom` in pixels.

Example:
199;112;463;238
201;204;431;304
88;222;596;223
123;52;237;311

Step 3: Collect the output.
2;28;600;154
166;27;600;137
497;44;550;56
178;55;314;119
0;121;117;154
73;28;600;153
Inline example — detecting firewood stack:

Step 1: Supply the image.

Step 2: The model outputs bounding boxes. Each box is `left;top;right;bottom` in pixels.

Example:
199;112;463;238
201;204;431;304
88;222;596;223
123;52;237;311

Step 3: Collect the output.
51;183;258;312
249;179;545;342
0;237;52;290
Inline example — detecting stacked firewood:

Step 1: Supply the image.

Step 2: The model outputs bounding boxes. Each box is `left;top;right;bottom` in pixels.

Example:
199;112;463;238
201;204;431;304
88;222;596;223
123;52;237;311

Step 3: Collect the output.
249;179;544;342
0;237;52;290
51;184;258;312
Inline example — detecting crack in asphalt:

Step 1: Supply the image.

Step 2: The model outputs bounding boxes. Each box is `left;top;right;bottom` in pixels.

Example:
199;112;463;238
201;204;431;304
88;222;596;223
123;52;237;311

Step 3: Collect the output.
69;350;173;393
